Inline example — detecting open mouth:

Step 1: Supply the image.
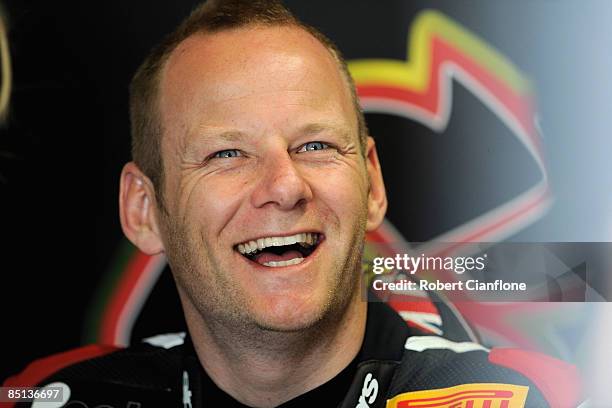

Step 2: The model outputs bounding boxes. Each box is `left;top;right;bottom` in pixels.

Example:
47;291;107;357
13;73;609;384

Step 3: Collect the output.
235;232;322;268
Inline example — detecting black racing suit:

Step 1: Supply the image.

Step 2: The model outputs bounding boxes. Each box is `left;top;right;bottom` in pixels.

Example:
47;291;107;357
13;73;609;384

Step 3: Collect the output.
3;302;581;407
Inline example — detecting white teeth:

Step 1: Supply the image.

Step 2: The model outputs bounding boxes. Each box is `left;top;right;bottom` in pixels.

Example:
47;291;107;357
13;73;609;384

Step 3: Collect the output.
263;257;304;267
270;237;284;247
237;233;318;254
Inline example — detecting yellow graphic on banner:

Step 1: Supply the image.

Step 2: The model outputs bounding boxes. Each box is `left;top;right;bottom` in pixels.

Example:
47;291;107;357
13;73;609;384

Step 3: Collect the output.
349;9;530;94
386;383;529;408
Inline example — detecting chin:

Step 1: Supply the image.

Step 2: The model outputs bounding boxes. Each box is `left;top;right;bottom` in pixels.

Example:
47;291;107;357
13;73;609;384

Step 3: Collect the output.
249;290;331;332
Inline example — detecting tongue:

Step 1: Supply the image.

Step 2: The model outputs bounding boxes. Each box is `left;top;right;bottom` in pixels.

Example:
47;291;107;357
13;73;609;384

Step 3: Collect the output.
253;250;303;265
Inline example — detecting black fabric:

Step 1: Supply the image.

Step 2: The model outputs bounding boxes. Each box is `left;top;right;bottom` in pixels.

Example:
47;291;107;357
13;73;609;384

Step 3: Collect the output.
52;344;183;388
189;354;358;408
15;301;566;407
182;301;412;407
14;344;184;408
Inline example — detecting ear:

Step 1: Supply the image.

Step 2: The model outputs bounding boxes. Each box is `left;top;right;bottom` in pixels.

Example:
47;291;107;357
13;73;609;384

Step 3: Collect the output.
364;136;388;231
119;162;165;255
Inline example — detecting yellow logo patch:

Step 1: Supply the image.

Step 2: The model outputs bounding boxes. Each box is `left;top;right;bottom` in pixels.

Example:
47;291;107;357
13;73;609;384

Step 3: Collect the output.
386;383;529;408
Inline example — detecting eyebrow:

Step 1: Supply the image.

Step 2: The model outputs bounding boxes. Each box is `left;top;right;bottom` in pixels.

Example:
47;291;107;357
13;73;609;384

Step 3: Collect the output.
185;127;248;147
181;127;246;158
297;122;354;144
202;129;247;142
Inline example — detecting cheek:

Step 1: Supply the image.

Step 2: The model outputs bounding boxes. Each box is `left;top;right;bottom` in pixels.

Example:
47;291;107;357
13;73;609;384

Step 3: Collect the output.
180;172;250;236
308;166;369;222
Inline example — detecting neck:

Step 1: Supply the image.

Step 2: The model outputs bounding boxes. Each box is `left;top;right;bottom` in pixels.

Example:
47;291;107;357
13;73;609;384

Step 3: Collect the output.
181;288;367;408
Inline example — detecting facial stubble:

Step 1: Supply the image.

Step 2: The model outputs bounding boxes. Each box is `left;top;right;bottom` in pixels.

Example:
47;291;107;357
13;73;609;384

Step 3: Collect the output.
158;202;368;351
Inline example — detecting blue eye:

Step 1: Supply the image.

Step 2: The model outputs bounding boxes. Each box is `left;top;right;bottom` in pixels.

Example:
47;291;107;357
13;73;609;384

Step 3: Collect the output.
299;141;329;152
213;149;242;158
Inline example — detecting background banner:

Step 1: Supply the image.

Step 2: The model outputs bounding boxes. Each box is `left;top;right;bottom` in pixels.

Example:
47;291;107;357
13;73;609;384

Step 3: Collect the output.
1;0;610;397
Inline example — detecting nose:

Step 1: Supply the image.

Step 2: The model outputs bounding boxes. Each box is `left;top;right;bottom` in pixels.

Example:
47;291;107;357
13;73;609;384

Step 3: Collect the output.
251;151;313;210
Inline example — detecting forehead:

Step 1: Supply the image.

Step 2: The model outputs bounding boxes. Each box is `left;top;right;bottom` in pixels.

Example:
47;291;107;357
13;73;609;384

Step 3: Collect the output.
158;25;355;144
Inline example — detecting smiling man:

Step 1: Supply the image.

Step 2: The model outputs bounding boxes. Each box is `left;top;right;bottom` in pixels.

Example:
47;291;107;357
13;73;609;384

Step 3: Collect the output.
3;1;584;407
144;22;379;335
119;4;386;405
